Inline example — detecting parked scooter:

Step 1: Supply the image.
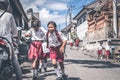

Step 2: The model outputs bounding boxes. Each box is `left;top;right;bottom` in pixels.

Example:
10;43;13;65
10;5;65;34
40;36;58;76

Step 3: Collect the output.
18;37;31;62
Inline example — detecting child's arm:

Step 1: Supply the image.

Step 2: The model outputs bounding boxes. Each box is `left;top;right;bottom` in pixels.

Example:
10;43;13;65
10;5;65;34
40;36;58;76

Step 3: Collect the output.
59;32;67;53
25;28;32;37
59;40;67;53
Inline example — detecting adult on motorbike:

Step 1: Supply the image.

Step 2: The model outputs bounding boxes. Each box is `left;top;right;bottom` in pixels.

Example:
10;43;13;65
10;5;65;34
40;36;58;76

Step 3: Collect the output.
0;0;23;80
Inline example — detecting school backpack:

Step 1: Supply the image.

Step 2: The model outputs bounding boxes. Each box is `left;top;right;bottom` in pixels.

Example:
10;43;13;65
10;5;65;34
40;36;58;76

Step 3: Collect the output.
46;30;62;47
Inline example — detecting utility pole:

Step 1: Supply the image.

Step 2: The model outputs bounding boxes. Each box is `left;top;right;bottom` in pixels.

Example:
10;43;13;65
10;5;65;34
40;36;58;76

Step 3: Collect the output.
66;16;67;27
58;24;60;31
68;6;76;41
68;6;74;24
113;0;117;38
67;6;74;40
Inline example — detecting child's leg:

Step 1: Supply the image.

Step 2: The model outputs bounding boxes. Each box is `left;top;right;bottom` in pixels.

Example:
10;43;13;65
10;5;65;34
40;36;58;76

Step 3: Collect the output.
59;62;68;80
52;59;61;77
97;53;100;60
38;59;42;73
43;57;47;72
106;54;109;61
100;54;103;60
32;59;38;77
106;51;109;61
59;62;65;75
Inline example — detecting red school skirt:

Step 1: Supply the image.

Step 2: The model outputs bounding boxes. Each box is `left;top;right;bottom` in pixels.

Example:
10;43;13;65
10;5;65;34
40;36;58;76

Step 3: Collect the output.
28;41;43;60
105;50;110;57
69;42;73;46
49;46;64;62
98;50;102;55
42;53;50;58
75;42;79;47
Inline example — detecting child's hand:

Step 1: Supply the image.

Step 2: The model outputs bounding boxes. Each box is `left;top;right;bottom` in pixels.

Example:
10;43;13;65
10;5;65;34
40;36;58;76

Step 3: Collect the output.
59;46;65;54
25;34;31;37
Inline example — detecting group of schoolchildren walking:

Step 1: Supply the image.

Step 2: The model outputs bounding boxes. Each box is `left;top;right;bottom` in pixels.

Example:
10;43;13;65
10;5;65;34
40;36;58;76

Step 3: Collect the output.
25;21;67;80
97;42;112;61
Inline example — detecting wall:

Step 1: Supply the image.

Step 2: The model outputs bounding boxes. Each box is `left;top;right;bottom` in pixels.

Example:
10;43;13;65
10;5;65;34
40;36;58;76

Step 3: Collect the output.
76;21;88;40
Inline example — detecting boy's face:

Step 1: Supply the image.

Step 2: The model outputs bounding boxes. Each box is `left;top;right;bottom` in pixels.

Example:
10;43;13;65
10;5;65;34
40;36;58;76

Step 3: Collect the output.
48;24;55;33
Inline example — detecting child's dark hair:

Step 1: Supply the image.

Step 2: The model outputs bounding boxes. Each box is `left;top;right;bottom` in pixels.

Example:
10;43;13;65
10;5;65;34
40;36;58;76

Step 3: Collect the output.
47;21;57;28
32;20;40;27
99;42;103;44
0;0;9;10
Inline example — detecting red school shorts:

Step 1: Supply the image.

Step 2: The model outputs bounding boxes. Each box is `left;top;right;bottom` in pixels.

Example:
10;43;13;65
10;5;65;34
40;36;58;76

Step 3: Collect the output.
105;50;110;57
98;50;102;55
49;46;64;62
69;42;73;46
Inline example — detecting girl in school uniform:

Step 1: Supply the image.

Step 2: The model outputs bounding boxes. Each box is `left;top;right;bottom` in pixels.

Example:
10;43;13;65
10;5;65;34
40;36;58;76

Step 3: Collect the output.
25;20;47;79
46;21;67;80
97;42;104;60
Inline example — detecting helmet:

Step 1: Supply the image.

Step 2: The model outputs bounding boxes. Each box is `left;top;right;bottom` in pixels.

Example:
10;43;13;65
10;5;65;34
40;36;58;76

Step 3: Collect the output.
0;0;9;10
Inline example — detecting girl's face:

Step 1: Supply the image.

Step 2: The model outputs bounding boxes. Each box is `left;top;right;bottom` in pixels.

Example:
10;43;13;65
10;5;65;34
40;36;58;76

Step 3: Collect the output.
48;24;55;33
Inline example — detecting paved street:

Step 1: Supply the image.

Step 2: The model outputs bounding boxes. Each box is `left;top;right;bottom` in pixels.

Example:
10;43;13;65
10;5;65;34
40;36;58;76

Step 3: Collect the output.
19;45;120;80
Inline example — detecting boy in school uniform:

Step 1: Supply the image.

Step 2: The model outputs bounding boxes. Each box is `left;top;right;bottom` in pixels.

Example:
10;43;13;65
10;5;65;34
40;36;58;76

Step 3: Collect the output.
46;21;67;80
105;42;111;61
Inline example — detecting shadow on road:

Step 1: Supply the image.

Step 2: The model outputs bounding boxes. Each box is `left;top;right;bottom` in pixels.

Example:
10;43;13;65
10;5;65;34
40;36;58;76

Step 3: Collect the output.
65;59;120;69
38;74;81;80
67;77;81;80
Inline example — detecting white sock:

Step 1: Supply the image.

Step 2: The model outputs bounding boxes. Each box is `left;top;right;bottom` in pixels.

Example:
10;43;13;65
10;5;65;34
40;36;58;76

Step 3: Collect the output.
39;63;42;69
44;63;47;68
55;68;61;77
33;69;38;76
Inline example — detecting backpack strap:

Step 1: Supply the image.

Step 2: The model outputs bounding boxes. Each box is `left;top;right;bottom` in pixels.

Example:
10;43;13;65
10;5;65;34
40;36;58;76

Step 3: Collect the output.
0;10;6;18
55;30;62;43
46;30;62;47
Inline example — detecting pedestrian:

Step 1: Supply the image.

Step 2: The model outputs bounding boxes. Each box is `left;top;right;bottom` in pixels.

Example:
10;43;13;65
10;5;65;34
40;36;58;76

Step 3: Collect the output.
69;39;73;49
105;41;111;61
25;20;47;79
0;0;22;80
75;37;80;50
97;42;104;60
46;21;67;80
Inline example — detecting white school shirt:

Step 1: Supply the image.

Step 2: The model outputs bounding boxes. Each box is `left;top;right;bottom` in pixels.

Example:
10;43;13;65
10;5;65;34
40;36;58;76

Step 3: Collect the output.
48;31;67;47
105;45;110;50
25;27;47;41
0;10;18;43
69;39;73;43
97;45;103;50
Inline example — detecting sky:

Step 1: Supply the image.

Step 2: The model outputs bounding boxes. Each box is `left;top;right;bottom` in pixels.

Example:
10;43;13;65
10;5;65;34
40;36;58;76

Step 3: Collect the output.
20;0;95;30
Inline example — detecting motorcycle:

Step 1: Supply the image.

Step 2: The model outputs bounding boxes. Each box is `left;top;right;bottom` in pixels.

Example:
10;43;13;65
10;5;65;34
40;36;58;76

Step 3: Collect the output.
0;37;13;80
17;37;31;63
